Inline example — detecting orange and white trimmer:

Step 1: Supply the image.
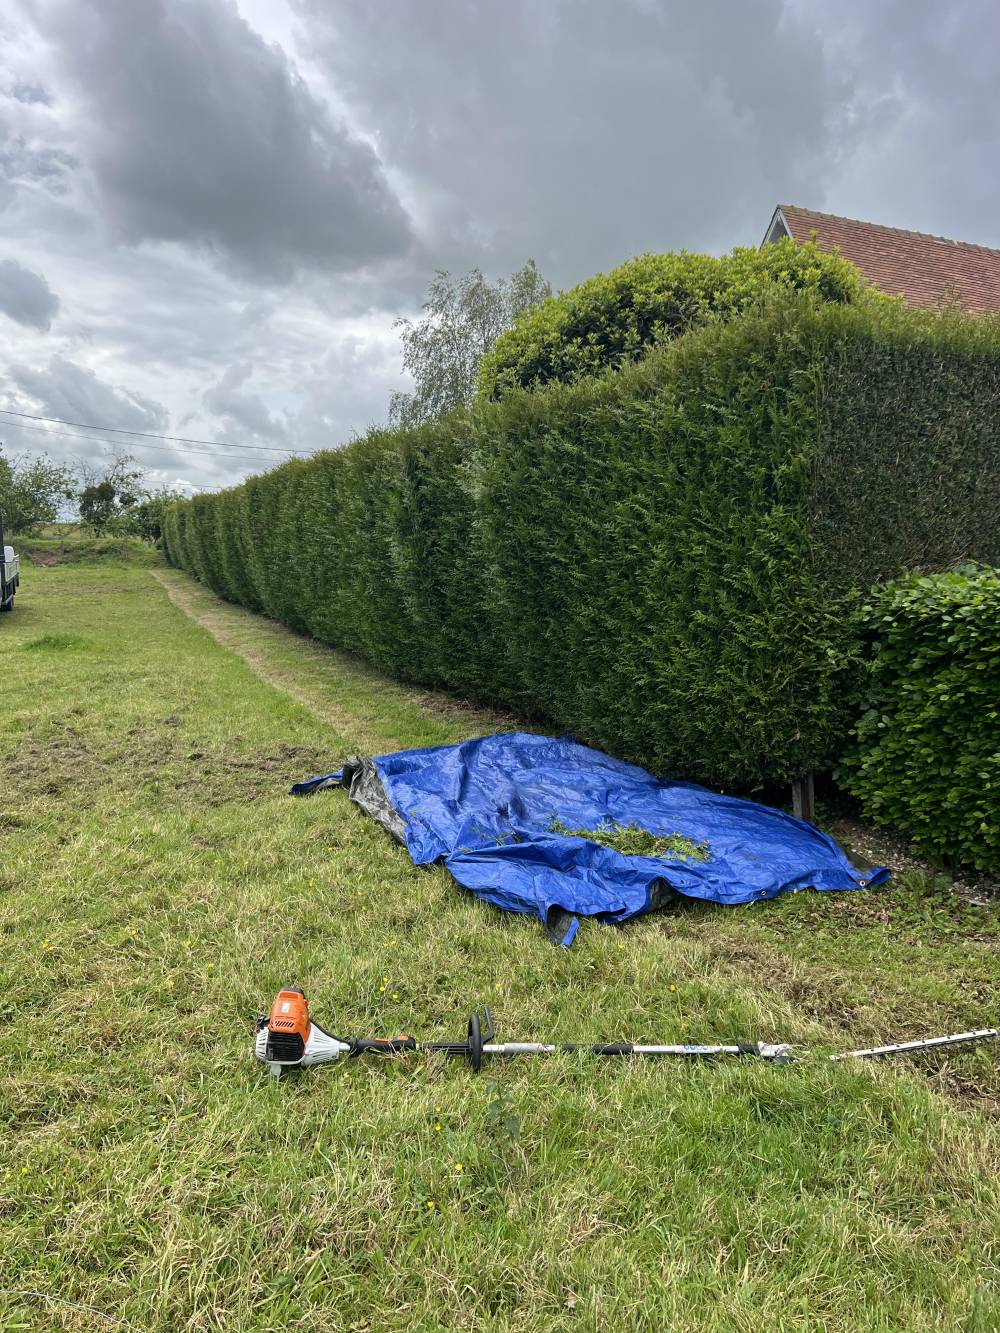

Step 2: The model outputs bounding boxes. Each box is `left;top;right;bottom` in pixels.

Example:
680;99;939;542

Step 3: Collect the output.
253;990;799;1077
255;987;354;1076
255;987;429;1077
254;993;998;1079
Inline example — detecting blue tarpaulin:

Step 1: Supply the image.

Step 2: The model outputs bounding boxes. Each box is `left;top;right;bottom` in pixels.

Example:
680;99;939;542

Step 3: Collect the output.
293;732;888;945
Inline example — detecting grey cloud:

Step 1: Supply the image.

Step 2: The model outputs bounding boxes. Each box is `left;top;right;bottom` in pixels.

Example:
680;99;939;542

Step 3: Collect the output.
0;259;59;329
9;81;52;107
35;0;414;279
297;0;1000;284
805;0;1000;247
294;0;862;284
1;0;998;499
11;355;169;432
295;346;405;448
0;54;76;204
203;363;288;442
0;126;76;197
0;356;182;487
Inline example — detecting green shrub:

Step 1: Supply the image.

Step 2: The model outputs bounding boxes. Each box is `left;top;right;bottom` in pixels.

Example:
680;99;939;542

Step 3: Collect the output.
163;296;1000;790
477;238;873;400
840;567;1000;871
17;533;158;566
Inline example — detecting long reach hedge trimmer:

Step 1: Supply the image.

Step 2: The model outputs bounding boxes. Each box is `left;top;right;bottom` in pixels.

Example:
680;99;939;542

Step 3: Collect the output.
254;988;1000;1078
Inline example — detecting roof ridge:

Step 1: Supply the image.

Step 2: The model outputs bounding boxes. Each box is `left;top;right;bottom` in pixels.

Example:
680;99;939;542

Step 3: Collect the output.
778;205;1000;258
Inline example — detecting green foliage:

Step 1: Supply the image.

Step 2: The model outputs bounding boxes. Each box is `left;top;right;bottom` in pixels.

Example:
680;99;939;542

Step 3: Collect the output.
78;480;119;533
810;303;1000;591
78;456;144;535
547;817;709;861
21;632;91;652
840;567;1000;871
482;1079;521;1142
163;295;1000;791
17;530;159;566
0;449;76;534
127;487;189;544
390;260;551;428
477;238;873;400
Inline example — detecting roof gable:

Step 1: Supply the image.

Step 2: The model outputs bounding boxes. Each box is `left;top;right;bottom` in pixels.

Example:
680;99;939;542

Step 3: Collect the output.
766;206;1000;313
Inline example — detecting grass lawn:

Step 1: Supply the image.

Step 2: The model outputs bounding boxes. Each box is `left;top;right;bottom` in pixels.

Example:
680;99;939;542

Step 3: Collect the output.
1;553;999;1332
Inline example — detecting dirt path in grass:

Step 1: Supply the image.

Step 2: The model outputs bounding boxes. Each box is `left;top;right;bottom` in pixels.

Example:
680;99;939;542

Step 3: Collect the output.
150;568;361;731
149;567;505;755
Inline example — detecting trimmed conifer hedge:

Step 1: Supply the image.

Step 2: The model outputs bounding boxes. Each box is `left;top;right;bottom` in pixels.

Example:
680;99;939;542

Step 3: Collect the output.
839;567;1000;871
163;297;1000;789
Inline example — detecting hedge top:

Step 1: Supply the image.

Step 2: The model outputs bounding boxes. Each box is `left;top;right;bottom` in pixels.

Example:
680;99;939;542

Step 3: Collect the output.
477;237;875;400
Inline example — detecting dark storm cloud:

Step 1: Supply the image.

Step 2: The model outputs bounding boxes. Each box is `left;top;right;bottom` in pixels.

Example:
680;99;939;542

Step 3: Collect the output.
297;0;1000;279
293;0;861;284
34;0;414;279
0;259;59;330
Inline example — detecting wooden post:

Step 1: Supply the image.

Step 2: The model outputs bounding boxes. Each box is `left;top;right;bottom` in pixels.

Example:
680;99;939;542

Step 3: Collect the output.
792;774;815;824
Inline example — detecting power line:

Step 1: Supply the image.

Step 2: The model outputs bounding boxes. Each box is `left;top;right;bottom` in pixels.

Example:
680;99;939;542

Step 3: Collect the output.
0;416;301;463
0;405;304;454
0;417;293;462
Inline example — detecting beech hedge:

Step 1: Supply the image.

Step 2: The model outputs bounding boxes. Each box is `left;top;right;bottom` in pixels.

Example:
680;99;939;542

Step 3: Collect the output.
839;567;1000;871
163;296;1000;790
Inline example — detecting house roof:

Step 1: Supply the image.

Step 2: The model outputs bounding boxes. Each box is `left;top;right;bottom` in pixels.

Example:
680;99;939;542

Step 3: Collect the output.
763;205;1000;313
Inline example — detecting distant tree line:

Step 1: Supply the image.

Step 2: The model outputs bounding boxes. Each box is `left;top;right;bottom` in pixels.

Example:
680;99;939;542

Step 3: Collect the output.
0;447;187;541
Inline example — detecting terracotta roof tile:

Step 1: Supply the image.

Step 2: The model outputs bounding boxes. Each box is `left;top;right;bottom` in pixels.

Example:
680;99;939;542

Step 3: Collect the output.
770;206;1000;313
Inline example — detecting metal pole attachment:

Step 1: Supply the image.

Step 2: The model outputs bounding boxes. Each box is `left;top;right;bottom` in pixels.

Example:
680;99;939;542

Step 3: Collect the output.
831;1028;1000;1062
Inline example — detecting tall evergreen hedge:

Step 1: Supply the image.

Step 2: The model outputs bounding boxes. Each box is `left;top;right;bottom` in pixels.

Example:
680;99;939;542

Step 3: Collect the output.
163;297;1000;789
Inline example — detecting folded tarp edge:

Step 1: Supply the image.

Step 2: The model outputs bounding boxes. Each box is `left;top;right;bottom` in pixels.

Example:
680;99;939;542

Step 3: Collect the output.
291;758;407;844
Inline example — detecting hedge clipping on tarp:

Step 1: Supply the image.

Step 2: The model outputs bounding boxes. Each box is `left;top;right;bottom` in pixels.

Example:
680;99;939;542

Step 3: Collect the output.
164;296;1000;790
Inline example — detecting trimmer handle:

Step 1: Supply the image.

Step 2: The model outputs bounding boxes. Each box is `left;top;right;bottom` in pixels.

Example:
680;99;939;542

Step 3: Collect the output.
352;1035;418;1056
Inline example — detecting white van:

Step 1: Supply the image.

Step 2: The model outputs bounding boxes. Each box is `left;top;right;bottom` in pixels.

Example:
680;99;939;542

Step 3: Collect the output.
0;514;19;612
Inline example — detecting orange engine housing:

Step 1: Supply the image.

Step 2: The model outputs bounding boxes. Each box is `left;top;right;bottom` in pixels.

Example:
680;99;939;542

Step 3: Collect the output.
266;987;311;1062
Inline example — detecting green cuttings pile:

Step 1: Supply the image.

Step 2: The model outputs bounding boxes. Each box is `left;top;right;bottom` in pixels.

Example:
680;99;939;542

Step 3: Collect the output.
548;817;710;861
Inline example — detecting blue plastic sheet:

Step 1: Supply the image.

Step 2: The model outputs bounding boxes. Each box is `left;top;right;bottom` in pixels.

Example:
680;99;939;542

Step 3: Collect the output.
293;732;888;945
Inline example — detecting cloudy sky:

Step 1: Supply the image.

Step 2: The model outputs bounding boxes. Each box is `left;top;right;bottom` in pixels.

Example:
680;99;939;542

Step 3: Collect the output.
1;0;997;492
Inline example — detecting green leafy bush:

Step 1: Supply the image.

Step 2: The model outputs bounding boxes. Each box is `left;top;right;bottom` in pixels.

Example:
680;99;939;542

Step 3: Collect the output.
477;238;873;400
840;567;1000;871
163;296;1000;790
